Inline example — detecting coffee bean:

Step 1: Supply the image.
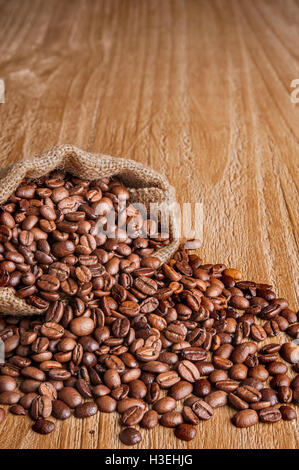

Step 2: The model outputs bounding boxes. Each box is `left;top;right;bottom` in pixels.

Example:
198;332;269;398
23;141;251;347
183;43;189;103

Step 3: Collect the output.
9;405;26;415
141;410;158;429
153;397;176;414
177;360;200;382
70;317;94;336
51;399;72;420
0;376;17;392
233;409;258;428
280;343;299;363
30;395;52;419
32;419;55;434
0;391;21;404
160;411;183;427
280;405;297;421
169;381;193;400
192;399;213;420
259;407;282;423
58;387;83;408
205;391;227;408
119;427;142;446
96;396;117;413
122;405;144;426
236;385;262;403
75;401;98;418
194;379;211;397
175;423;197;441
277;386;292;403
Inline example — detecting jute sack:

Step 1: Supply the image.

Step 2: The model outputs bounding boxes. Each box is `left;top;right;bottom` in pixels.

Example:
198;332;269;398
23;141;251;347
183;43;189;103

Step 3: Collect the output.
0;144;180;316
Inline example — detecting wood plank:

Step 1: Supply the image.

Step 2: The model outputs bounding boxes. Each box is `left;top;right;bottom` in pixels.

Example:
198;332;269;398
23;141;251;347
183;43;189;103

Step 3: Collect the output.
0;0;298;449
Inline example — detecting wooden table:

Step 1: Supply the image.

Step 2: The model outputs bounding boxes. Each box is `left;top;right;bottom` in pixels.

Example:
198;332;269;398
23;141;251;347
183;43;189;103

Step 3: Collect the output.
0;0;298;450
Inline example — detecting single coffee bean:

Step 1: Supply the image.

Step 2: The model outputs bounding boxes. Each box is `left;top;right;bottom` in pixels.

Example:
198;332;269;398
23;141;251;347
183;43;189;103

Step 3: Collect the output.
122;405;144;426
153;397;176;414
96;396;117;413
58;387;83;408
32;419;55;435
119;427;142;446
177;360;200;382
75;401;98;418
277;386;292;403
280;343;299;363
0;376;17;392
259;406;282;423
141;410;158;429
228;393;249;410
0;391;21;404
192;399;213;420
235;385;262;403
160;411;183;428
279;405;297;421
233;409;258;428
169;381;193;400
52;399;72;420
194;379;211;397
9;404;26;416
175;423;197;441
205;391;227;408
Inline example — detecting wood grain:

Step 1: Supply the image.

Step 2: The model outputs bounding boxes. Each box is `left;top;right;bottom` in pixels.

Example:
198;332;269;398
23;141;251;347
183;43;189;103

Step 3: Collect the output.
0;0;298;449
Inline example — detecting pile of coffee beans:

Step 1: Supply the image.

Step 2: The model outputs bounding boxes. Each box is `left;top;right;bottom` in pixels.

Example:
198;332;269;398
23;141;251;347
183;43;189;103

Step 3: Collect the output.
0;171;298;446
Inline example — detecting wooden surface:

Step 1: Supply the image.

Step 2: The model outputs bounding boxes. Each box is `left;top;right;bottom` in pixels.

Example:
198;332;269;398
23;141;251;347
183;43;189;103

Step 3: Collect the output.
0;0;298;450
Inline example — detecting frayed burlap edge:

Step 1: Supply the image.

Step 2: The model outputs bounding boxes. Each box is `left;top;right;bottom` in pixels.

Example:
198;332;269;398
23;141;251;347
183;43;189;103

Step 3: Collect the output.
0;145;180;315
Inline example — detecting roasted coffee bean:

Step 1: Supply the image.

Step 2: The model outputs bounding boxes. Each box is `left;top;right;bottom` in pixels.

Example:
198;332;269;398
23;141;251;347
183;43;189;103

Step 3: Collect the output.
205;391;227;408
0;376;17;392
192;399;213;420
160;411;183;427
228;393;249;410
19;393;38;410
270;374;291;389
280;405;297;421
175;423;197;441
146;382;160;404
194;379;211;397
122;405;144;426
75;401;97;419
58;387;83;408
169;381;193;400
9;404;26;416
32;419;55;435
39;382;57;400
280;343;299;363
0;391;21;405
129;380;147;399
96;396;117;413
215;379;239;392
236;385;261;403
156;371;180;389
233;409;258;428
119;427;142;446
259;407;282;423
153;397;176;414
277;386;292;403
30;395;52;419
177;360;200;382
141;410;158;429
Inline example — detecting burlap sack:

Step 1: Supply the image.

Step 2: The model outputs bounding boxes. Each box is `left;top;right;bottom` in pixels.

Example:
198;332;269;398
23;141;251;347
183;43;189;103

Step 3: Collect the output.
0;144;180;316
